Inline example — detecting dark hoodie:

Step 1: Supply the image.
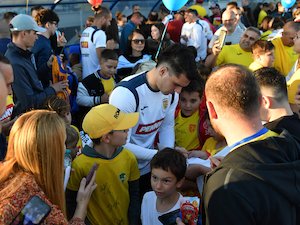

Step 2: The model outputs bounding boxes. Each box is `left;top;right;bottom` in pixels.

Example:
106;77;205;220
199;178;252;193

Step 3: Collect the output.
202;130;300;225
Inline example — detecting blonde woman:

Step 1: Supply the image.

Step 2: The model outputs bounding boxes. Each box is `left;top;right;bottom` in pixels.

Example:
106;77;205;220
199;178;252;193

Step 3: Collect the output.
0;110;97;224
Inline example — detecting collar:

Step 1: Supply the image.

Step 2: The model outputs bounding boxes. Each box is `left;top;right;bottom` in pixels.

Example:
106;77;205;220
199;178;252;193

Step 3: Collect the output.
81;145;123;159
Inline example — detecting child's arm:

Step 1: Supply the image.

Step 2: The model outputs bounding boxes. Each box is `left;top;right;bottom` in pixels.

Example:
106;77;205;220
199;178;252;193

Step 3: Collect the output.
128;179;140;225
188;150;209;160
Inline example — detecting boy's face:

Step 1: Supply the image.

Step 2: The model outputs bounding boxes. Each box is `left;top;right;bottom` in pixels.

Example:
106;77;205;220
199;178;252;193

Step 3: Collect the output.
258;50;275;67
179;91;201;117
108;129;129;147
100;59;118;79
151;168;182;200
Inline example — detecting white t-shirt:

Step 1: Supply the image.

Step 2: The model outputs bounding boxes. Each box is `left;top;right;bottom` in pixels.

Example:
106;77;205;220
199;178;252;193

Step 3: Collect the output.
80;26;106;79
109;72;178;175
180;22;206;62
209;25;244;48
141;191;184;225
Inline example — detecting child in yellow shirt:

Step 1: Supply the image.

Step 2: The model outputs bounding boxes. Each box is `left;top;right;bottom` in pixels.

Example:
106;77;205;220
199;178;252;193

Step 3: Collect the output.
249;40;275;72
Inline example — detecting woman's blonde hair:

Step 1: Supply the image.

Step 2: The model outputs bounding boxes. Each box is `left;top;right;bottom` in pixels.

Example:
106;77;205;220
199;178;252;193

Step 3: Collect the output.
0;110;67;214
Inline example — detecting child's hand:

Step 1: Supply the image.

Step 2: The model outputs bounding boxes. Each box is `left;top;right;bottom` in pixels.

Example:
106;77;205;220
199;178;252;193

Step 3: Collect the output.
100;93;109;103
175;146;189;158
209;156;224;169
188;150;209;159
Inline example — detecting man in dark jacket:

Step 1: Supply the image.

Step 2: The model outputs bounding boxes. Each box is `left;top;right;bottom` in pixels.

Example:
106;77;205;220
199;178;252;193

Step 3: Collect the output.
203;64;300;225
5;14;67;117
254;67;300;139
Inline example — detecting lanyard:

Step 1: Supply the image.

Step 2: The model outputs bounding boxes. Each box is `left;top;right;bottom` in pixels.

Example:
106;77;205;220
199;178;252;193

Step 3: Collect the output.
223;127;269;153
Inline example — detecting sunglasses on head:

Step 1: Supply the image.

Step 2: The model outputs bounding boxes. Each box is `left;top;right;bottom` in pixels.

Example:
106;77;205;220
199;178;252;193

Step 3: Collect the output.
132;39;145;44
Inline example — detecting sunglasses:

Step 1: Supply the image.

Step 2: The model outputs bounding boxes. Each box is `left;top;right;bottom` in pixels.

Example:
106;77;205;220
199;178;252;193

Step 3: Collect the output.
132;39;145;44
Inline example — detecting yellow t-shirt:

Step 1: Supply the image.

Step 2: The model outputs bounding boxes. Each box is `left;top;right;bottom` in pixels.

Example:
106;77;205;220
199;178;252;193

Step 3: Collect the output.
202;137;224;156
287;69;300;104
0;95;14;122
217;44;253;67
101;76;115;95
249;61;263;71
272;38;298;76
67;147;140;225
175;110;200;150
257;10;267;27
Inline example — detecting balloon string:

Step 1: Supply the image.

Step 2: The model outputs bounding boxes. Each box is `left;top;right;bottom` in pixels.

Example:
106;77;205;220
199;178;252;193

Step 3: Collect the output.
26;0;29;14
155;13;171;61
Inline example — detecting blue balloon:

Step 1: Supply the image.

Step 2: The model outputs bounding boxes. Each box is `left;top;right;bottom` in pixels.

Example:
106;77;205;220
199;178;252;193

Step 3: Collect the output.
162;0;188;11
281;0;296;9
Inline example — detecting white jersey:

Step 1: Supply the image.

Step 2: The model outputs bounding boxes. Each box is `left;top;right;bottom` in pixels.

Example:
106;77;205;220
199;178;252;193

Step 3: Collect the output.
209;25;244;48
141;191;184;225
80;26;106;79
180;22;206;62
109;72;178;175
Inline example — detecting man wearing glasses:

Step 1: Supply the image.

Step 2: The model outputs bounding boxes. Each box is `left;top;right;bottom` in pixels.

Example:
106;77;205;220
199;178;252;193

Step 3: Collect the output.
109;44;199;199
209;9;244;49
31;9;60;88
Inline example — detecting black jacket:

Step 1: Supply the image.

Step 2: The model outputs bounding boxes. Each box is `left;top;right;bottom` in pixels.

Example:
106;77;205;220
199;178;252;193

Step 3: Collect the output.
5;43;55;116
202;130;300;225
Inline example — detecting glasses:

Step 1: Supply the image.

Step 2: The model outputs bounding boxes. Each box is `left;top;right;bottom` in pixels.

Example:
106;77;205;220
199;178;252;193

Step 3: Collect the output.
132;39;145;44
51;21;58;26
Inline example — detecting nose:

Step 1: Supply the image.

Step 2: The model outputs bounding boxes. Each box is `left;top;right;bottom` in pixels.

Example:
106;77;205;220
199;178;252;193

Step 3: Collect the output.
155;180;163;189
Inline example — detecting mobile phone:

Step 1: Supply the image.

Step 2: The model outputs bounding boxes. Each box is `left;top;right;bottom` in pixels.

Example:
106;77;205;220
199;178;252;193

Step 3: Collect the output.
158;209;181;225
217;30;227;49
10;195;51;225
85;163;99;186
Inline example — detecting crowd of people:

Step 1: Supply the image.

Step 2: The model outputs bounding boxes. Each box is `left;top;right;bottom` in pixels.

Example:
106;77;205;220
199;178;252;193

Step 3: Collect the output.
0;0;300;225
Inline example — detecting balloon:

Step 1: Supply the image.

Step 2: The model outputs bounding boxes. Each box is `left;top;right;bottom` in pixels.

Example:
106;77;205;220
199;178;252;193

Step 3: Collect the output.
87;0;103;7
281;0;296;9
162;0;188;11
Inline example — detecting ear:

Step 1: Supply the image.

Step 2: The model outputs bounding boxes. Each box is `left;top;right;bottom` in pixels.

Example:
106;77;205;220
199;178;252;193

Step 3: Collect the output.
101;133;111;144
45;22;51;29
262;95;272;109
158;65;168;78
206;101;218;120
176;177;185;189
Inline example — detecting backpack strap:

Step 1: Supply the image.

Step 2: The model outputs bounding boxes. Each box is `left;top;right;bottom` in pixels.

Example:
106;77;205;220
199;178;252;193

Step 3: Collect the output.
90;26;100;43
115;73;147;112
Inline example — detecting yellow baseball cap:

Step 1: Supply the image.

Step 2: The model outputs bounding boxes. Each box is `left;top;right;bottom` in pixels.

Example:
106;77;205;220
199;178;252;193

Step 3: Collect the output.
82;104;139;139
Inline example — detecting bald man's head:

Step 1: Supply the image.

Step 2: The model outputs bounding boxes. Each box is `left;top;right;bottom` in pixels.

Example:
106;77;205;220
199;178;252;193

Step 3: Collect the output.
205;64;261;117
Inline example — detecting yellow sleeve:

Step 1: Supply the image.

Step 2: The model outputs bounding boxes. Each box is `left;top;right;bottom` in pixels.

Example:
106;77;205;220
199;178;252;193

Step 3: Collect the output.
287;69;300;104
127;151;140;181
216;47;227;66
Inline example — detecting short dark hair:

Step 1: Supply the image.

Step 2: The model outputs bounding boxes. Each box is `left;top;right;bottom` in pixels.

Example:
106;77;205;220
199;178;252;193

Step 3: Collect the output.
157;44;198;81
3;12;17;22
150;148;187;181
254;67;287;103
100;49;119;61
206;64;261;117
227;1;238;8
66;125;79;149
31;5;44;13
251;40;274;55
35;9;59;26
94;6;111;19
186;9;198;16
181;77;204;99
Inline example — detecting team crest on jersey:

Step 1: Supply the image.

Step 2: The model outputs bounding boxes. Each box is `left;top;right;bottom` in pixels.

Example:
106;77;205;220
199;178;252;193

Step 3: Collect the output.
119;173;126;183
189;124;196;133
81;41;88;48
162;98;169;110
